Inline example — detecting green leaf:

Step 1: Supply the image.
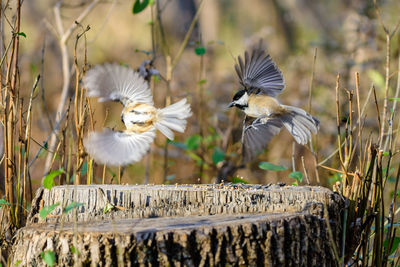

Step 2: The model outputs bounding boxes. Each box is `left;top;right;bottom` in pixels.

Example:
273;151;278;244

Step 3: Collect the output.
107;168;117;178
232;177;249;184
389;98;400;101
368;69;385;89
166;174;176;181
384;236;400;255
104;202;115;213
81;162;88;176
39;202;60;220
16;32;26;38
167;140;187;150
185;135;202;150
328;173;343;185
194;46;206;56
43;168;64;190
204;134;219;145
40;250;55;266
187;151;203;166
289;171;303;183
212;147;225;165
390;237;400;255
15;260;22;266
396;190;400;197
68;174;76;184
63;202;84;214
152;75;160;82
132;0;149;14
70;246;80;256
198;79;207;85
38;147;47;157
0;199;11;206
259;162;287;171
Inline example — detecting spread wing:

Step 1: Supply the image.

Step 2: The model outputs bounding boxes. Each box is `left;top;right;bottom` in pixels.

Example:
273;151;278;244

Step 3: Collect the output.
84;63;154;106
235;40;285;97
84;128;156;166
242;118;283;163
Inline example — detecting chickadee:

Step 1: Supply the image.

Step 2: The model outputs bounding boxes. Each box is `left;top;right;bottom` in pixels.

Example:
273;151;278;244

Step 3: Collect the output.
83;63;192;166
229;41;320;162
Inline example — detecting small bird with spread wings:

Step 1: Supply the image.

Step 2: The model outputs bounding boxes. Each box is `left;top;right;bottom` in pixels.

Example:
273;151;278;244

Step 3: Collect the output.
83;63;192;166
229;41;320;162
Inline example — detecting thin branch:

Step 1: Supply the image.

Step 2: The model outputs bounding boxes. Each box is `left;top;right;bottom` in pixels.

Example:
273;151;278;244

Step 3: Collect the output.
43;0;100;174
40;37;54;131
318;84;373;166
301;156;310;184
88;0;116;44
308;47;317;113
170;0;205;71
373;0;389;34
318;164;355;176
0;37;12;68
291;142;296;172
60;0;100;44
379;34;390;149
386;47;400;151
355;72;363;173
42;19;59;38
335;74;344;164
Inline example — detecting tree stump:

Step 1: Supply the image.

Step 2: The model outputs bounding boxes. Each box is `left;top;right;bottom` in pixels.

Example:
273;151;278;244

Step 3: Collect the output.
12;184;344;266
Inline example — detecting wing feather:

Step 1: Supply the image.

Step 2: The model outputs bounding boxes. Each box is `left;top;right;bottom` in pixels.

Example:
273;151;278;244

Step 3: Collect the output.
235;40;285;97
84;63;154;106
242;118;283;162
84;129;156;166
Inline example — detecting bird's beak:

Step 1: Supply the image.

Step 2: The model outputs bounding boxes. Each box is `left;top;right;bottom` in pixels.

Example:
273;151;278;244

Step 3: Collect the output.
228;102;235;108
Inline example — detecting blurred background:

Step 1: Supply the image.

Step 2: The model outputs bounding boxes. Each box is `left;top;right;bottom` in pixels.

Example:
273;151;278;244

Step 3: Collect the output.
7;0;400;188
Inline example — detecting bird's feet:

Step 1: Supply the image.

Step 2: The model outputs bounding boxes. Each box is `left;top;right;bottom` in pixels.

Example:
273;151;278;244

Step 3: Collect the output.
253;116;270;125
247;124;259;131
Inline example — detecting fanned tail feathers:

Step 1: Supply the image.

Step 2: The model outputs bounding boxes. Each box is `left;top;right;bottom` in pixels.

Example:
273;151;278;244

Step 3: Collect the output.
280;105;320;145
155;98;192;140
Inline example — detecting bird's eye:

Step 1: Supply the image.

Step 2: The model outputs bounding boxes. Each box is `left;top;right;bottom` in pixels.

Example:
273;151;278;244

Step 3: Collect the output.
130;110;141;114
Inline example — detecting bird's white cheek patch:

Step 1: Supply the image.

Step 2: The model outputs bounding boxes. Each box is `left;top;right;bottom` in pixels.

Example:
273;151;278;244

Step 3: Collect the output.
235;93;249;106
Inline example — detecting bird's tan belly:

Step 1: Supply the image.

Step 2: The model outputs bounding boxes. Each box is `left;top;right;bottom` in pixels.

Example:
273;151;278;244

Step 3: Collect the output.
122;103;157;133
126;123;155;133
245;96;282;118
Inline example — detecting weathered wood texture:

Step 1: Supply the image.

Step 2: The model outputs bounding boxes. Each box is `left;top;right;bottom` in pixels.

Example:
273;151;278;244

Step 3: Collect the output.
12;184;344;266
27;184;340;224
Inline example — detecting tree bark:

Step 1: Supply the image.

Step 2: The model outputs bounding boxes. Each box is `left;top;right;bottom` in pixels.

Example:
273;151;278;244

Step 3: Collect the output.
12;184;344;266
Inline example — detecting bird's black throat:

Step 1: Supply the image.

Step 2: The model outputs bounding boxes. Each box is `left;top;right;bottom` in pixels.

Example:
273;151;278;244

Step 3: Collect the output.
234;103;248;110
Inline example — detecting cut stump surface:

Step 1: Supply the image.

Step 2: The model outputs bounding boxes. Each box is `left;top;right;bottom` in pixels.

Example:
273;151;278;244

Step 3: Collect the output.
12;184;344;266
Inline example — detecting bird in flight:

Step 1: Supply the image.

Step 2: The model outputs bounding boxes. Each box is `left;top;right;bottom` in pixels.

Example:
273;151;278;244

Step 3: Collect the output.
229;41;320;162
83;63;192;166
